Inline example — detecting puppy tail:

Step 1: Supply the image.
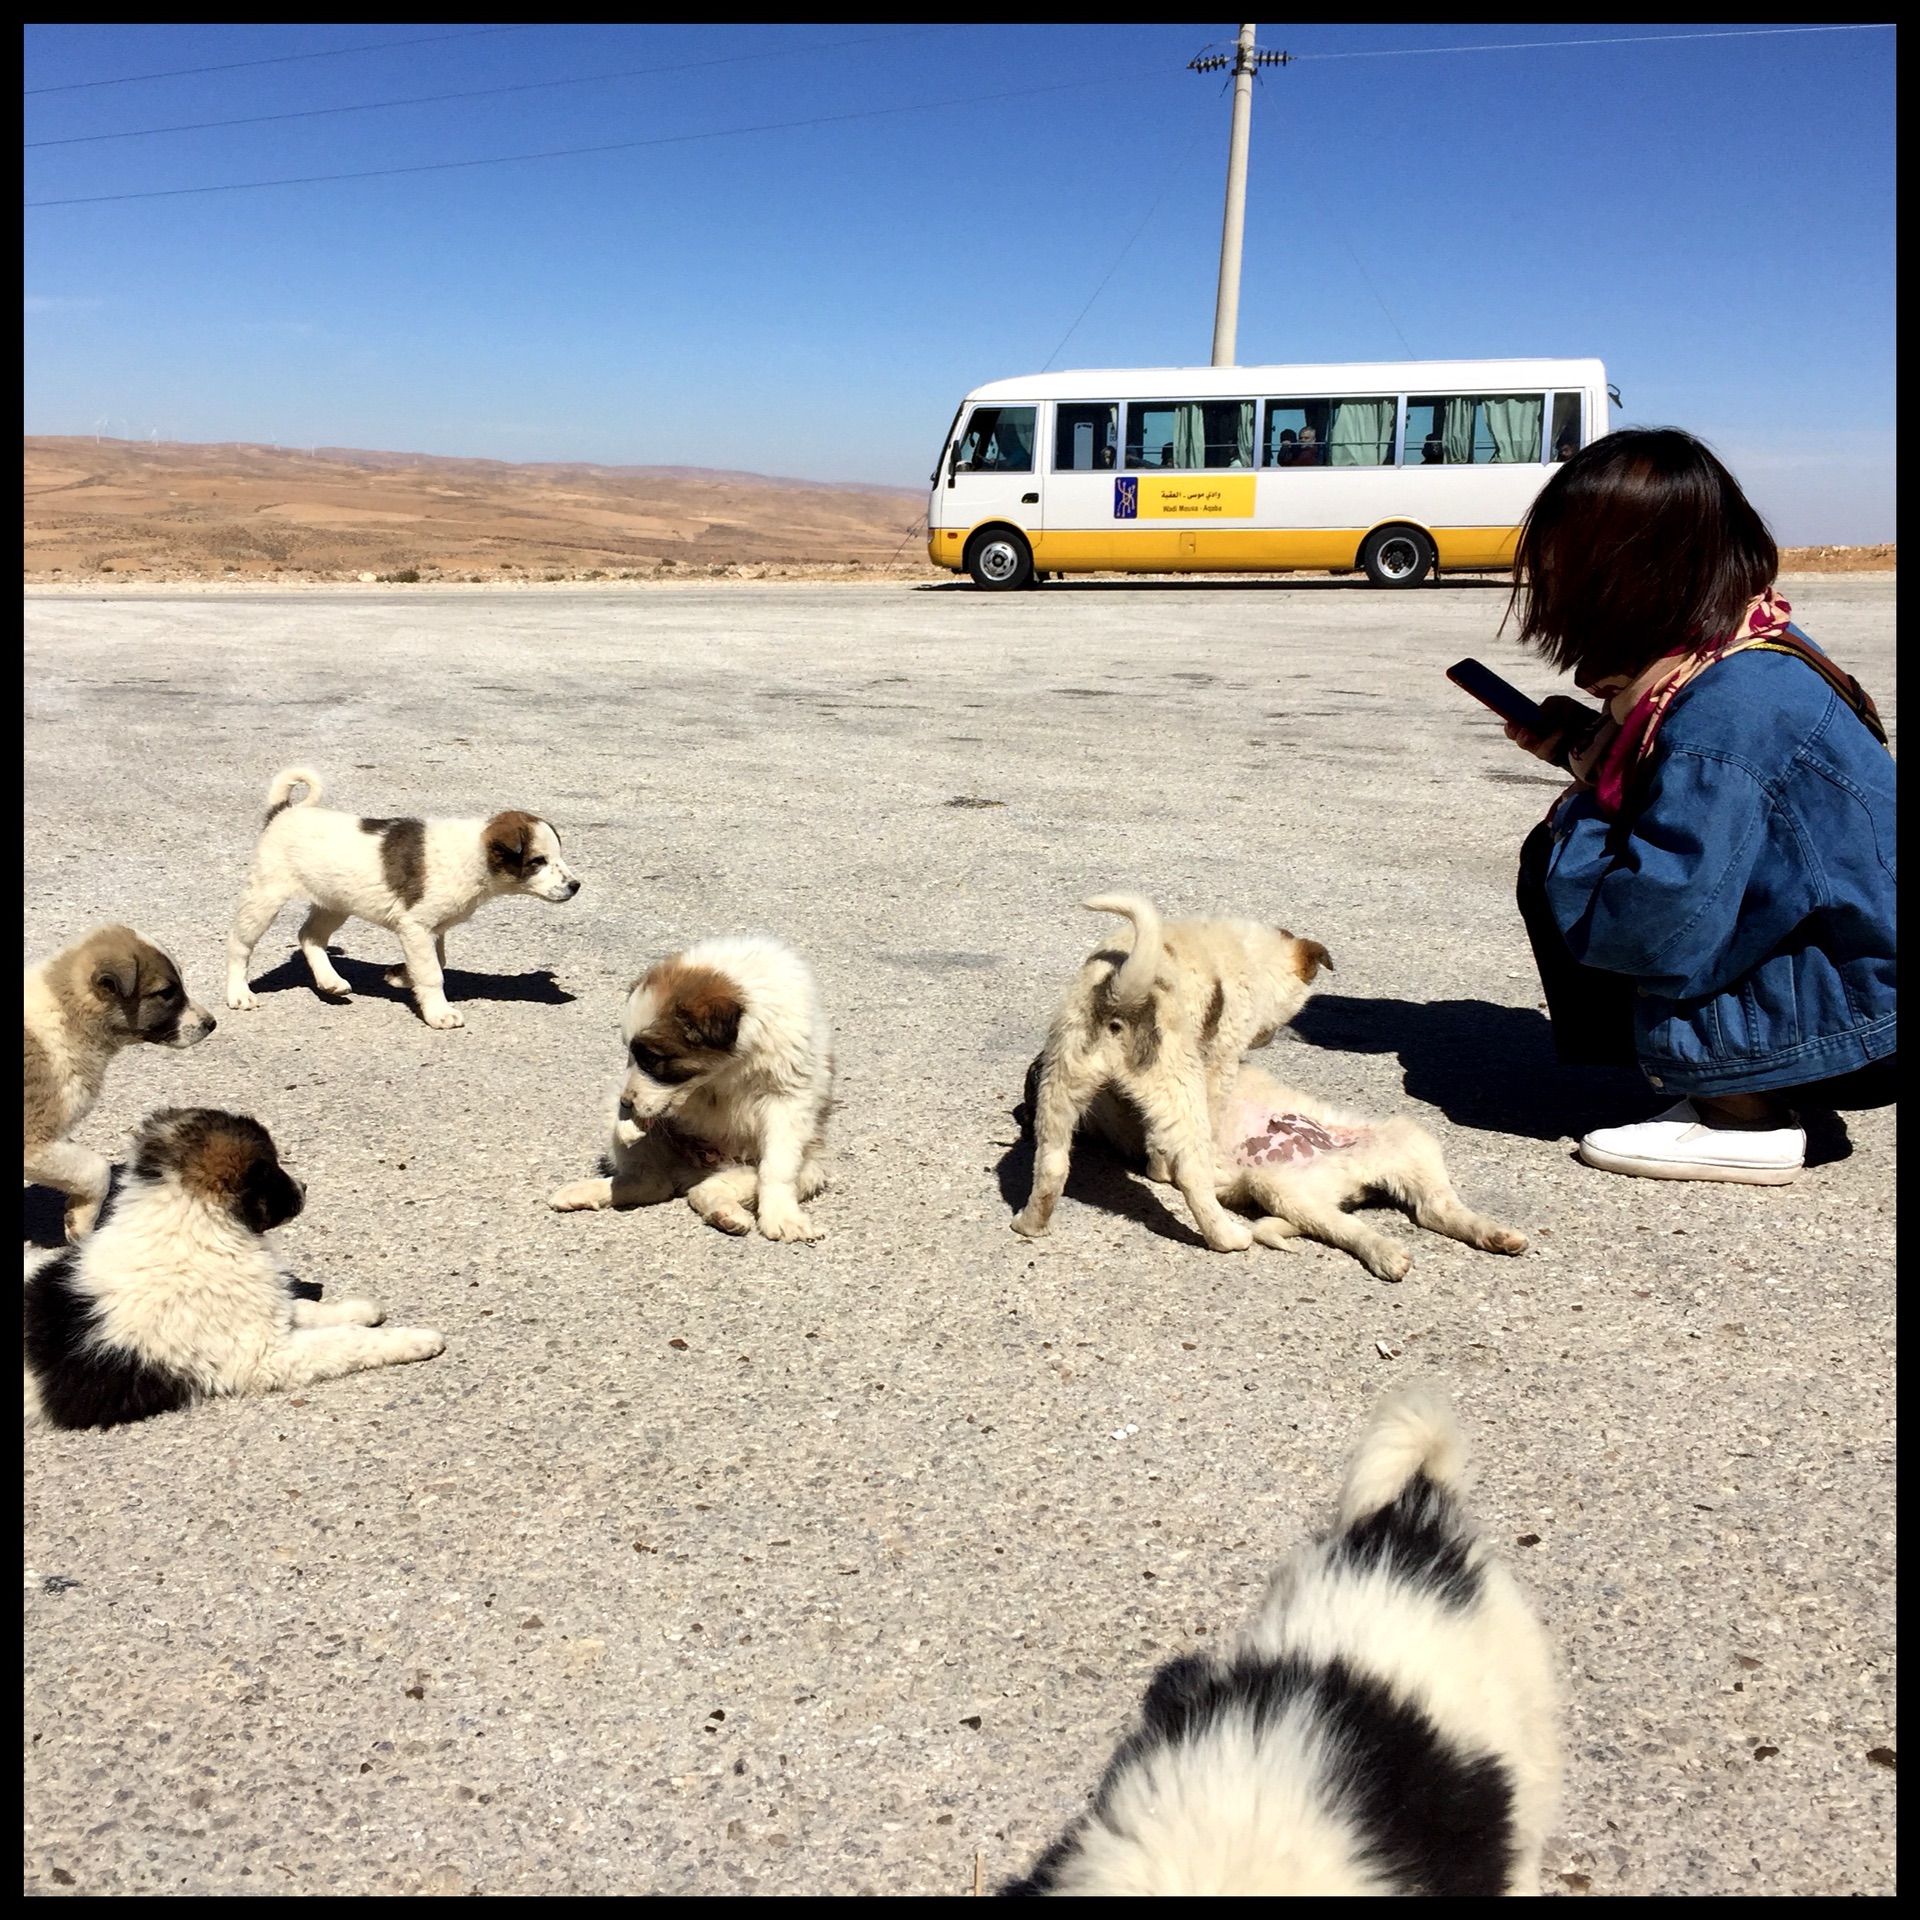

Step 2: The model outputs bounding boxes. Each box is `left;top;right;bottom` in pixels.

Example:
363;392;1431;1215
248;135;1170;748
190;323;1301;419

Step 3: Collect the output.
265;766;324;816
1337;1382;1468;1527
1082;893;1163;1011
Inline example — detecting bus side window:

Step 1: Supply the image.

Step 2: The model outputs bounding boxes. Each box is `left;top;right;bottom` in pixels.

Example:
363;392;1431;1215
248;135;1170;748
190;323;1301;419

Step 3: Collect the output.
1053;403;1118;472
1550;392;1582;462
955;406;1036;474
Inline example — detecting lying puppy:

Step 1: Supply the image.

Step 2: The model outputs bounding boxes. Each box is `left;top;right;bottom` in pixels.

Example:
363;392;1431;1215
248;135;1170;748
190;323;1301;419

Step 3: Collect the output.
1055;1060;1527;1280
1005;1386;1560;1895
24;1108;444;1430
1014;894;1331;1252
548;935;833;1241
225;766;580;1030
24;925;217;1241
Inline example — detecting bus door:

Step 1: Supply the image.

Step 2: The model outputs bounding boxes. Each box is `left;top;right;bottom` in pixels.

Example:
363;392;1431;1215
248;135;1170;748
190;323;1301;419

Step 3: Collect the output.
943;404;1039;537
1041;400;1121;536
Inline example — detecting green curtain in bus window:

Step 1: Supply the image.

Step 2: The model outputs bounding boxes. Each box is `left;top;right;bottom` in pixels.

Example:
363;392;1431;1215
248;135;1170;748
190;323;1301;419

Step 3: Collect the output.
1173;404;1206;469
1442;397;1477;465
1234;401;1255;468
1328;398;1393;466
1483;396;1544;464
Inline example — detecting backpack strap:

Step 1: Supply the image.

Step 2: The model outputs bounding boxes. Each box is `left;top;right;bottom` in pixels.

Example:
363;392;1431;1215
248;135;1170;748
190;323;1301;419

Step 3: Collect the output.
1746;624;1890;749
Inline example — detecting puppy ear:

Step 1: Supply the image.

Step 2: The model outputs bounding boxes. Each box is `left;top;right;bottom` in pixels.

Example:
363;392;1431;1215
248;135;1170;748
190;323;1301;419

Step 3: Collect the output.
682;987;742;1054
240;1155;305;1234
90;938;141;1002
1296;940;1335;981
483;810;539;877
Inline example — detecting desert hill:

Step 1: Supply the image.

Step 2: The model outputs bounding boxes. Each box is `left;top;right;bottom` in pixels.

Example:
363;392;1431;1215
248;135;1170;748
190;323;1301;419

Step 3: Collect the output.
23;437;931;583
22;436;1891;585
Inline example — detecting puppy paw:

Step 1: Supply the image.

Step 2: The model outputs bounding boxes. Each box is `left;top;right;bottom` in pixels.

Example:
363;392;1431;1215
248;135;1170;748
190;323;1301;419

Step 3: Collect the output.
1486;1227;1529;1256
422;1006;466;1031
1202;1218;1256;1253
613;1116;644;1149
383;967;409;991
1009;1208;1051;1240
63;1201;102;1243
227;986;258;1010
1250;1218;1304;1249
549;1178;612;1212
1368;1245;1414;1282
703;1206;755;1237
340;1298;386;1326
758;1207;821;1243
389;1327;446;1363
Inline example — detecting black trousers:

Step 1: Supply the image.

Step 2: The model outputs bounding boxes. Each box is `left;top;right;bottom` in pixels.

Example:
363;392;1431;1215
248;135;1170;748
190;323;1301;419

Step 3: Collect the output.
1515;822;1897;1110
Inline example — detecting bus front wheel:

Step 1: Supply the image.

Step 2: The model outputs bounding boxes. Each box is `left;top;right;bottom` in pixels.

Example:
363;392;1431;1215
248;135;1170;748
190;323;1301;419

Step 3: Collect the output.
964;527;1033;591
1359;525;1434;588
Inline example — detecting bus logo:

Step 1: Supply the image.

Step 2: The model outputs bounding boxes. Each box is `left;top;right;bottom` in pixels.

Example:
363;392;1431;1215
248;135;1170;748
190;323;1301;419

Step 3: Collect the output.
1113;476;1138;519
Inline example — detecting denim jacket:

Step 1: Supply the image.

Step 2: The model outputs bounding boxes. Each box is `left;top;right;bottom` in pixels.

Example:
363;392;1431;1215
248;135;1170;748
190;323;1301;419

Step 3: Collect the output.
1542;628;1897;1096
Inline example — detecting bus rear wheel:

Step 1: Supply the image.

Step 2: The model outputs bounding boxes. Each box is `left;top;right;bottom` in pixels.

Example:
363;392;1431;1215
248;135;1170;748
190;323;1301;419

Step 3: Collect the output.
964;527;1033;591
1360;525;1434;588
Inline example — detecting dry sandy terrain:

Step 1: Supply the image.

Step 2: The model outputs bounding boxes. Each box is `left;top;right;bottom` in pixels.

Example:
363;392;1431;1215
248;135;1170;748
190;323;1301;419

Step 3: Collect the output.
23;576;1894;1895
23;438;933;584
23;437;1892;587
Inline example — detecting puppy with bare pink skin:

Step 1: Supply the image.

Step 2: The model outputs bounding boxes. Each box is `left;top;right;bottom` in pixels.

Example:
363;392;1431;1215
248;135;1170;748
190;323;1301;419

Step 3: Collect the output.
226;767;579;1031
549;936;832;1242
1014;894;1331;1252
1057;1060;1528;1281
25;925;217;1241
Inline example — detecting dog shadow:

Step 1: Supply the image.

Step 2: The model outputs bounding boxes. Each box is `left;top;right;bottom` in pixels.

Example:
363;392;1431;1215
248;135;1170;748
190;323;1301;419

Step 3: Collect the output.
23;1163;131;1252
993;1101;1211;1250
248;949;576;1008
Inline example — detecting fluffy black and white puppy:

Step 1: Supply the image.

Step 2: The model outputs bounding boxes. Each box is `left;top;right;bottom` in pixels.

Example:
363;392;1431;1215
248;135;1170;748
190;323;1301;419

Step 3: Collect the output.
1004;1387;1560;1896
24;1108;444;1430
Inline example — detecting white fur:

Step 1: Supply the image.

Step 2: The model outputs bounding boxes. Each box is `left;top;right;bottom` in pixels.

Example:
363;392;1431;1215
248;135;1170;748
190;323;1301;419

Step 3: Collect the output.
225;767;579;1030
23;1158;442;1426
1014;894;1330;1251
1016;1387;1561;1896
548;935;834;1241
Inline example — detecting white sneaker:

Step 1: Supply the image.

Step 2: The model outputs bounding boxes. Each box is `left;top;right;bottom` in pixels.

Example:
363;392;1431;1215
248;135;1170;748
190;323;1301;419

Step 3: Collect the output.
1578;1100;1805;1185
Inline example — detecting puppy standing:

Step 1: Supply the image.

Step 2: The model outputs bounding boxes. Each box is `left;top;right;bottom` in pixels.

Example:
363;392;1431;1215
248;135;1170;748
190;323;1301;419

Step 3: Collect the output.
24;1108;444;1430
549;935;833;1241
1064;1061;1528;1280
1005;1387;1561;1895
25;925;217;1240
226;767;580;1030
1014;895;1330;1252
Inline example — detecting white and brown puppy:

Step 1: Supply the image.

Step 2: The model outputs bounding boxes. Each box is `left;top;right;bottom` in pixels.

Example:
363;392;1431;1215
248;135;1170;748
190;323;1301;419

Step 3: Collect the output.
549;935;833;1242
25;925;217;1241
1064;1061;1528;1280
24;1108;444;1430
225;767;580;1030
1013;894;1331;1252
1004;1386;1561;1895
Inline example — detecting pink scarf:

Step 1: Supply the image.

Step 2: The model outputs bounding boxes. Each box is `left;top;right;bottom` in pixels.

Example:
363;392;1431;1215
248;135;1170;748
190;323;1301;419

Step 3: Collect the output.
1589;588;1794;818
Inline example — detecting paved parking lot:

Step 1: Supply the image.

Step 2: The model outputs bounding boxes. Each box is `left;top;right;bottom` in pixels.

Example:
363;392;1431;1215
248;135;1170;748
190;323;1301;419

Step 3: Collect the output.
24;574;1895;1894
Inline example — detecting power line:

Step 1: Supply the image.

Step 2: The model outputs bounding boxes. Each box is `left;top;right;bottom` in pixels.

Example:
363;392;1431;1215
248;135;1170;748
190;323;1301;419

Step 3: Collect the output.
25;71;1137;210
1293;23;1892;62
23;26;534;96
25;28;947;150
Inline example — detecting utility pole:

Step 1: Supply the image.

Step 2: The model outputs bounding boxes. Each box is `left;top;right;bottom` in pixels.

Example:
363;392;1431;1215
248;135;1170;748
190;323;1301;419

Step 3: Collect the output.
1191;25;1292;367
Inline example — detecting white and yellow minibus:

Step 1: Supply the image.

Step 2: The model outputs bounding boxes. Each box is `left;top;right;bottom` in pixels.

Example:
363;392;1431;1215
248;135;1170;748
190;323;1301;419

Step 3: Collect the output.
926;357;1610;589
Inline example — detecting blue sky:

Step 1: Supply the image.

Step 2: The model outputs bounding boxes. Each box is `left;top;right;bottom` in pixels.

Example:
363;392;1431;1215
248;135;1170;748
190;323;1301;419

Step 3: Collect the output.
24;23;1895;540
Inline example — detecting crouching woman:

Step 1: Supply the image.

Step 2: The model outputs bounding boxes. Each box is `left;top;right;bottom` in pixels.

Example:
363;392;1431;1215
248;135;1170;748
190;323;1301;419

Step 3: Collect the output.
1505;428;1895;1183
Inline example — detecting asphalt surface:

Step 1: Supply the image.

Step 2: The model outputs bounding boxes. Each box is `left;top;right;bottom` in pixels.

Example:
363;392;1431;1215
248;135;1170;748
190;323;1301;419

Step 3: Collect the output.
23;574;1896;1895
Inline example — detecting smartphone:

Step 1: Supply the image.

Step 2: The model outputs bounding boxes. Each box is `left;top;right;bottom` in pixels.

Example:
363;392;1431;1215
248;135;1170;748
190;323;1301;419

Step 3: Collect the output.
1446;657;1548;735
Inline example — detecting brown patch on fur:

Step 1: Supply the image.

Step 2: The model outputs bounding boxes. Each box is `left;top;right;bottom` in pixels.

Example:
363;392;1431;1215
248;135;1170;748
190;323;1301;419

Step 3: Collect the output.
135;1108;304;1231
1294;939;1335;982
635;959;745;1063
359;817;427;907
483;810;544;879
1199;979;1226;1043
1125;1010;1162;1071
263;796;294;826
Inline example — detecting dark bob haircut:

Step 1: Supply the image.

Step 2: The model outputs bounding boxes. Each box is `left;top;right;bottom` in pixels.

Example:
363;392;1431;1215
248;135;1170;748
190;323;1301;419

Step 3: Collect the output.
1508;427;1777;684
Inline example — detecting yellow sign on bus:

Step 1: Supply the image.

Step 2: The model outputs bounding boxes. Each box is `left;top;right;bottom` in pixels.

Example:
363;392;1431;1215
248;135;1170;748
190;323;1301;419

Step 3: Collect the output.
1136;476;1257;519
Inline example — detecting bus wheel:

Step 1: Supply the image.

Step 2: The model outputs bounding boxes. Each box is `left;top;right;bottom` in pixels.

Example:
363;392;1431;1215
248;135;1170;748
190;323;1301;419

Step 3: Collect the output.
965;528;1033;591
1360;525;1434;588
